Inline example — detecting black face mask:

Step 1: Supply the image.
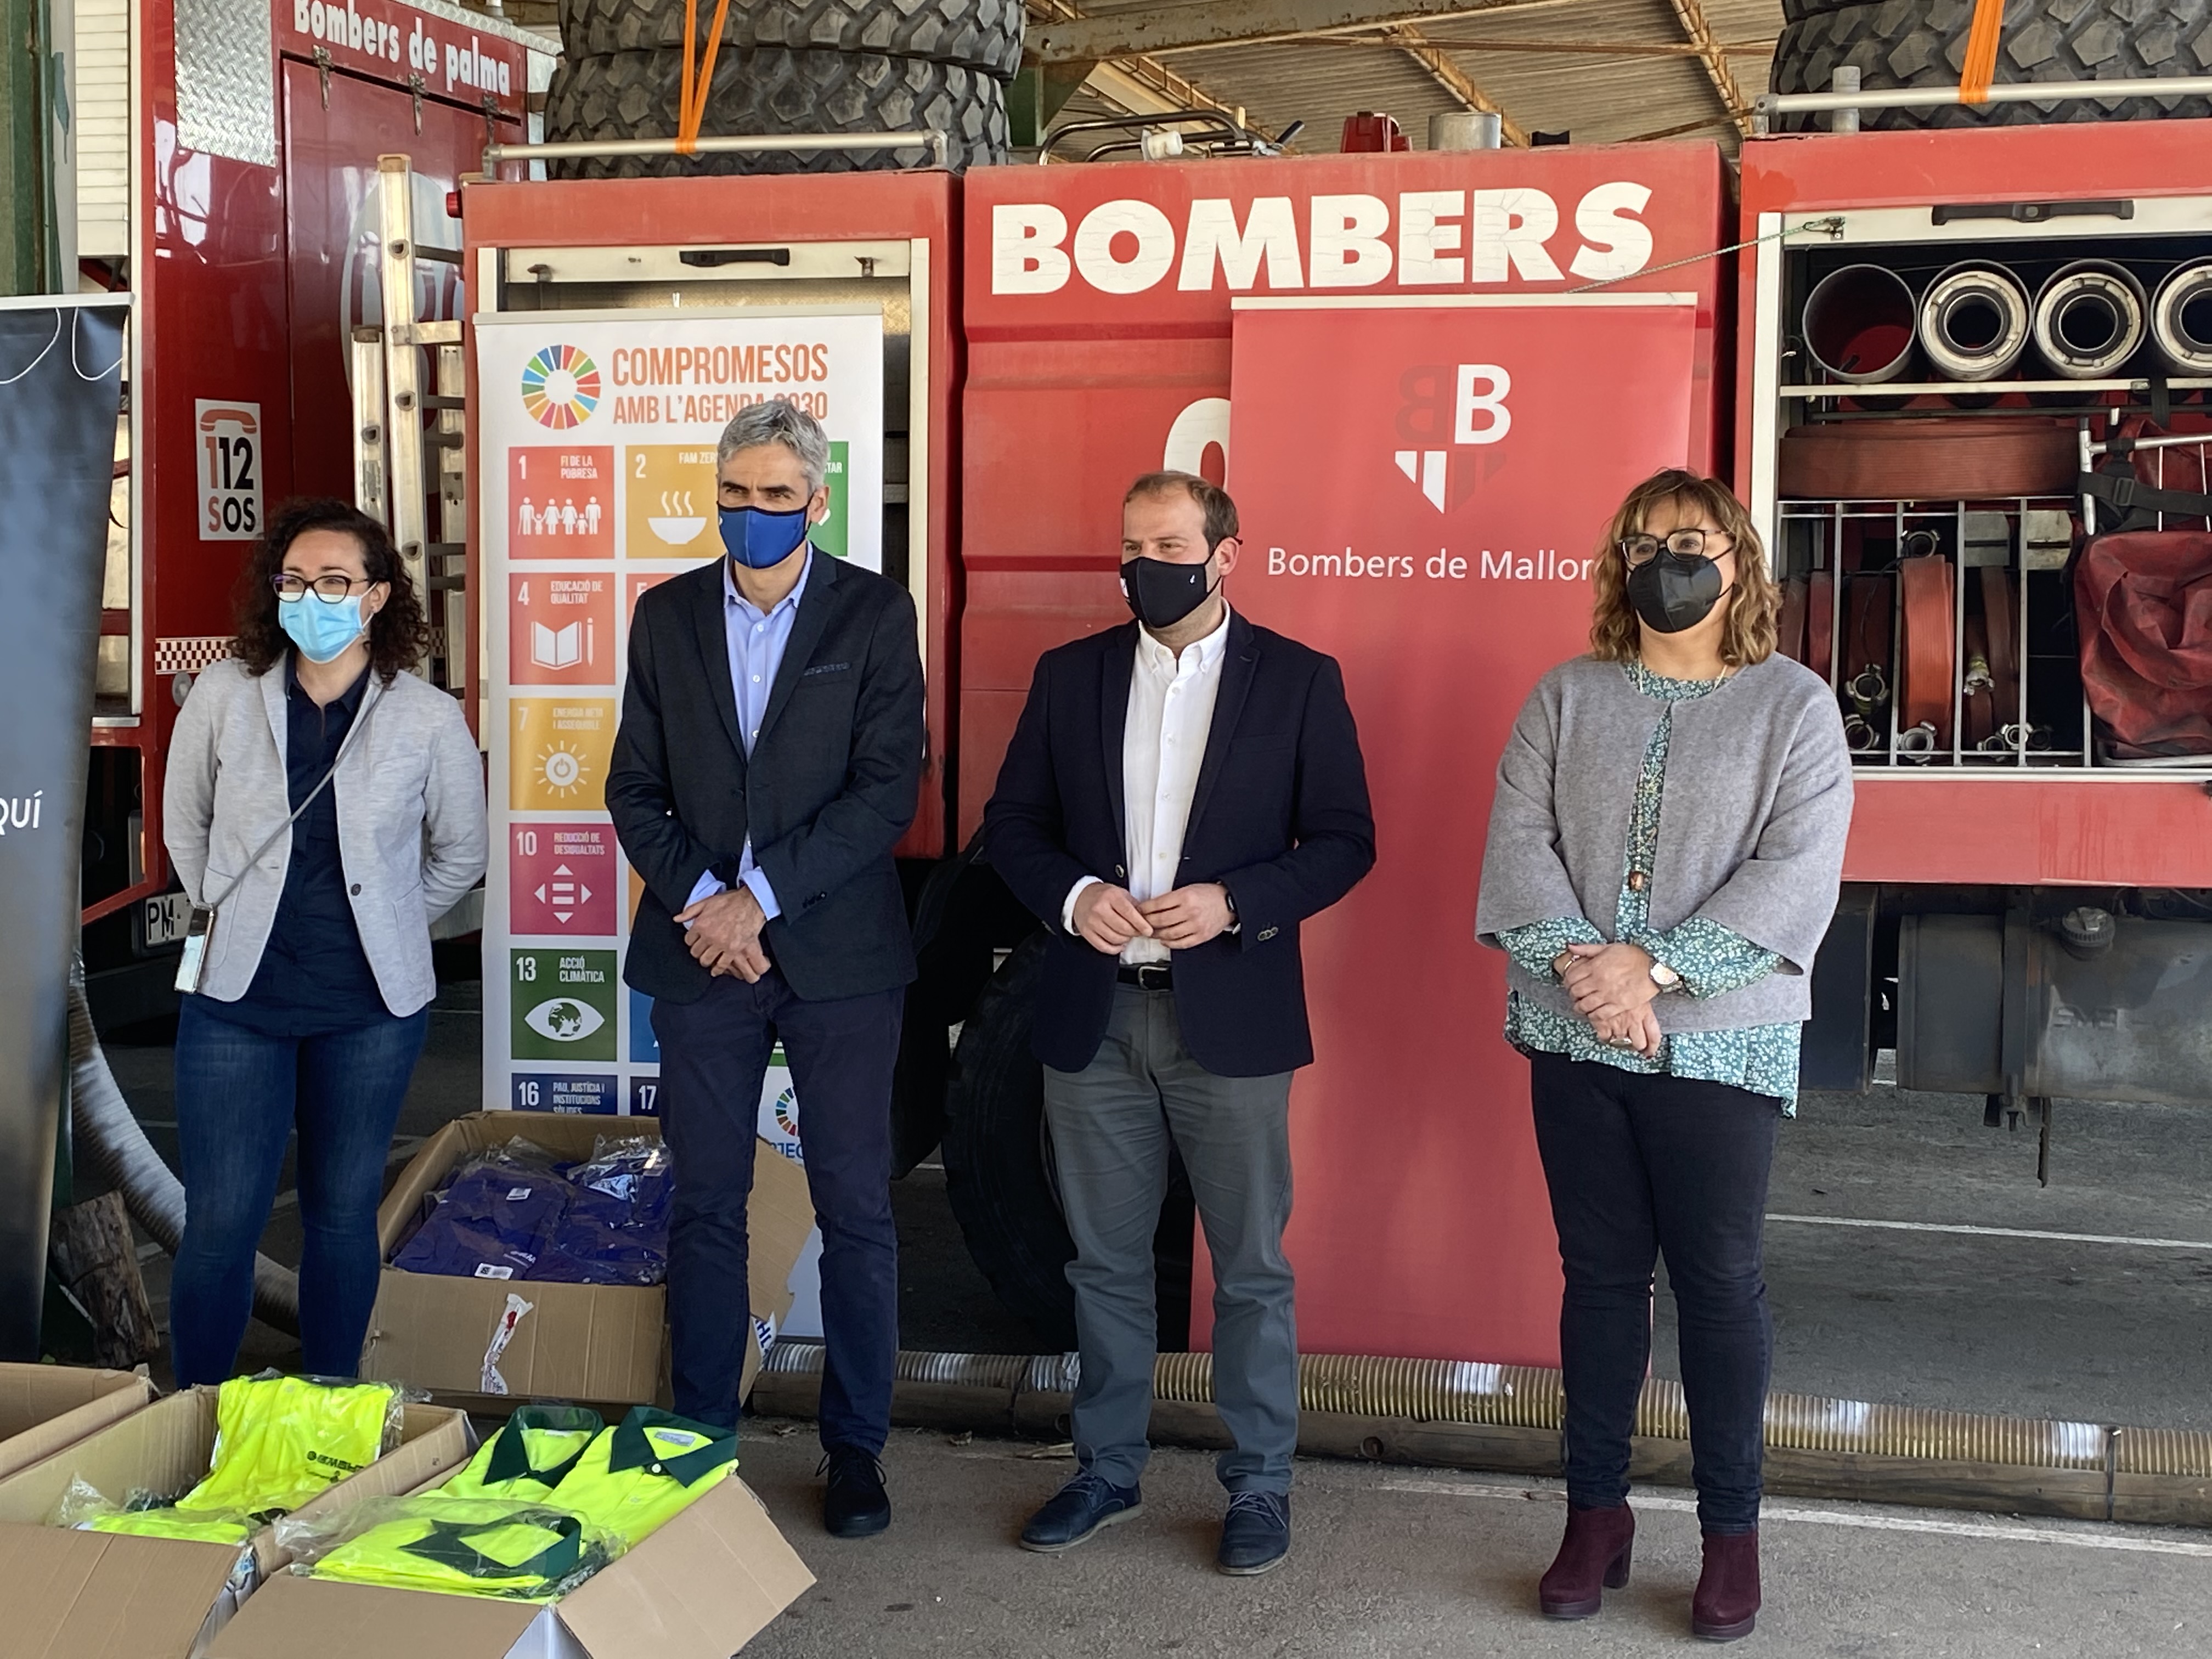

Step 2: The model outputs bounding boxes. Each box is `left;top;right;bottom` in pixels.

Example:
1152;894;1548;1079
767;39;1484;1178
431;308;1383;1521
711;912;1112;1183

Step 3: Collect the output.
1121;554;1219;630
1624;549;1725;634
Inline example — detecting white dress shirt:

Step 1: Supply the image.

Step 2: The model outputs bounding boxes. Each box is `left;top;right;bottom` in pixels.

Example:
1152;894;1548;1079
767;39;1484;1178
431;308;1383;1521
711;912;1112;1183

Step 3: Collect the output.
1064;606;1232;965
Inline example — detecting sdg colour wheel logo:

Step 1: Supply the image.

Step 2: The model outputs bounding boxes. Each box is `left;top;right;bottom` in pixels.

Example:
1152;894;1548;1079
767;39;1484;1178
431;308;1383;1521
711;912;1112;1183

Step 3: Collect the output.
520;345;601;430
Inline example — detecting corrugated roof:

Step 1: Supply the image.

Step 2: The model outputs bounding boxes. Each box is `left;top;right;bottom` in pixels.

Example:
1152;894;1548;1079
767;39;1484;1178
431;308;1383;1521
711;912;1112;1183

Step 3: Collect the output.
1052;0;1786;157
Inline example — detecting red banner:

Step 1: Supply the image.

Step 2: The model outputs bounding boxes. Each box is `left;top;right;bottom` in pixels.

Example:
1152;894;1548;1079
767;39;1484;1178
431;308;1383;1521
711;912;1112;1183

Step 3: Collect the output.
1223;296;1700;1367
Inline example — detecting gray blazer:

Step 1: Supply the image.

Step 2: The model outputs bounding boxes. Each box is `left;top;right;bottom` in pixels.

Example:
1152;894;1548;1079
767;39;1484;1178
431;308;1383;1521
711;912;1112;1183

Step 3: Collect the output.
1475;653;1853;1032
163;656;487;1016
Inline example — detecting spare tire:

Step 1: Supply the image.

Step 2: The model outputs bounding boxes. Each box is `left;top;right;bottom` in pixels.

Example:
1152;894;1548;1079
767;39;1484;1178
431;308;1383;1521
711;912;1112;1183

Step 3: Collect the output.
543;46;1008;176
1770;0;2212;129
560;0;1024;81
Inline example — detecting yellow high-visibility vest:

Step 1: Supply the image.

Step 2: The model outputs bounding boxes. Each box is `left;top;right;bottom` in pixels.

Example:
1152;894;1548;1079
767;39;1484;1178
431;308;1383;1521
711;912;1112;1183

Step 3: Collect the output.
307;1494;614;1602
439;1403;603;1503
178;1375;395;1521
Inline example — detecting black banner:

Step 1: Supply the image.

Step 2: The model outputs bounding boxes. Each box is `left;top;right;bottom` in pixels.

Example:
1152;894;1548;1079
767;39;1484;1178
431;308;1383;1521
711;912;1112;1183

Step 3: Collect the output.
0;298;127;1359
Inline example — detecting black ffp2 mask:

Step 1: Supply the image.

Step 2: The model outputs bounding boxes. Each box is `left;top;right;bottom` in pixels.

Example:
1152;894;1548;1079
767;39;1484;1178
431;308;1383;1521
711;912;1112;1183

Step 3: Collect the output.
1624;549;1725;634
1121;555;1218;630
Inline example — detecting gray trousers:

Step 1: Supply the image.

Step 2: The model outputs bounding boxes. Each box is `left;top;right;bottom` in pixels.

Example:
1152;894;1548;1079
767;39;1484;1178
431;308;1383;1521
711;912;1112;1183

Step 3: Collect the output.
1043;982;1297;1494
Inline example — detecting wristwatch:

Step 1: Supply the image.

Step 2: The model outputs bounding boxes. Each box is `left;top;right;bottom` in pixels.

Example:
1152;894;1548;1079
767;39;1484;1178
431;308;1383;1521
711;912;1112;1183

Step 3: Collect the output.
1649;960;1684;993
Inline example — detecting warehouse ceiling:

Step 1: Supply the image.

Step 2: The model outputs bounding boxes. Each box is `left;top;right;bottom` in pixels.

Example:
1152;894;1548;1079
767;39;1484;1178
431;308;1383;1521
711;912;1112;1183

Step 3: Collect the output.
1028;0;1787;157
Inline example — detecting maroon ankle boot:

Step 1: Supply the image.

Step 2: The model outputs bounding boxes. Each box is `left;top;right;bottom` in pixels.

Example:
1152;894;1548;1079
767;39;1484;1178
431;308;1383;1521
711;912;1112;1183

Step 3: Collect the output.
1537;1502;1635;1620
1691;1528;1760;1641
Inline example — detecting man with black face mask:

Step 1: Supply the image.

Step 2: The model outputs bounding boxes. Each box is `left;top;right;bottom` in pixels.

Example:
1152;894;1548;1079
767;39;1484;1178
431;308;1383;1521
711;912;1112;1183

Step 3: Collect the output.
984;471;1375;1578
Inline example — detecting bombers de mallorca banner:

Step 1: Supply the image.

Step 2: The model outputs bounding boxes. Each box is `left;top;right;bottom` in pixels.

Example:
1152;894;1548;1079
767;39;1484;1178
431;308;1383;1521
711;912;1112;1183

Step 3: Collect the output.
473;308;883;1341
1224;294;1699;1370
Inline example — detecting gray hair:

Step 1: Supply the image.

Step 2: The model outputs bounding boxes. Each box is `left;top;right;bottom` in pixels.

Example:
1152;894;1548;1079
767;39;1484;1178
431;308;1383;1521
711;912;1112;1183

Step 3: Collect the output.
716;398;829;493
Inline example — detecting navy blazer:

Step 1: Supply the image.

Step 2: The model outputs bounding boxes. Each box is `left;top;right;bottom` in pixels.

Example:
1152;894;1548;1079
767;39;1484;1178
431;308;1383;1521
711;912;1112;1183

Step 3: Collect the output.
607;552;923;1005
984;611;1375;1077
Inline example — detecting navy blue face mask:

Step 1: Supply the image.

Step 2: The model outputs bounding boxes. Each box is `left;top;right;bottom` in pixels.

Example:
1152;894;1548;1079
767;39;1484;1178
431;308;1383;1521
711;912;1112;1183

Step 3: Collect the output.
719;504;812;570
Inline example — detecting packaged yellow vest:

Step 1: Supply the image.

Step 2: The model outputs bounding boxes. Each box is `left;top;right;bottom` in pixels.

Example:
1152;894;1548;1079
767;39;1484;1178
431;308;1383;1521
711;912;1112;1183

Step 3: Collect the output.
177;1375;396;1522
546;1407;737;1544
439;1404;603;1503
306;1495;614;1602
88;1509;255;1545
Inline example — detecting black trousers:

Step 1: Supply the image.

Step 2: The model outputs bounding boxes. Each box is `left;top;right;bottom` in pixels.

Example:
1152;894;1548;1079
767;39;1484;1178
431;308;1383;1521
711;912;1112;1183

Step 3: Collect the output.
652;967;904;1444
1528;1051;1782;1533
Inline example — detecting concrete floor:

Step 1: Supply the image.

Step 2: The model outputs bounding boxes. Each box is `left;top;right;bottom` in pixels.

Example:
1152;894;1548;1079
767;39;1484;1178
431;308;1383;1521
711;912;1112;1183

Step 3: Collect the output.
737;1420;2212;1659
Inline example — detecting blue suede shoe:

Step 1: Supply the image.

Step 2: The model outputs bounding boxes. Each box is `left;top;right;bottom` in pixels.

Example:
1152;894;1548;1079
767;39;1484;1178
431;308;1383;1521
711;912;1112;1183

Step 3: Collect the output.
1217;1491;1290;1576
1020;1470;1143;1553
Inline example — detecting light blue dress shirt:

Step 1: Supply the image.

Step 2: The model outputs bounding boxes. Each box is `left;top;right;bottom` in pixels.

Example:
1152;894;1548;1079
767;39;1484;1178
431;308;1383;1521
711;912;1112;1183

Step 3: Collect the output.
684;550;814;922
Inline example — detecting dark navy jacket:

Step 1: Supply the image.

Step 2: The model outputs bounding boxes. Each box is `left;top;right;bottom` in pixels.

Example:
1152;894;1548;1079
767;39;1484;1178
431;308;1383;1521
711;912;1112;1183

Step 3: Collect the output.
984;612;1375;1077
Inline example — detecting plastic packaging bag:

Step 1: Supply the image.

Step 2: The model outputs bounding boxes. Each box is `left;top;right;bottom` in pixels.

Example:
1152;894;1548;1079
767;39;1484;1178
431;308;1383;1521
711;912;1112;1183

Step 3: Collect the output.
394;1143;574;1280
532;1139;672;1286
279;1494;624;1602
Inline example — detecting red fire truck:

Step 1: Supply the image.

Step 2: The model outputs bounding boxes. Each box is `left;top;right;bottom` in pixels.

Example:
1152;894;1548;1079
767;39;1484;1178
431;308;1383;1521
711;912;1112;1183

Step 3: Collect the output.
91;14;2212;1364
76;0;550;1026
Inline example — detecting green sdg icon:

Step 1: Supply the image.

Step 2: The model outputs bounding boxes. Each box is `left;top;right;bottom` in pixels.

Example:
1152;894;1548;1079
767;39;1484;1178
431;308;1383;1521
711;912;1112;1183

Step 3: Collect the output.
816;441;848;560
512;947;618;1062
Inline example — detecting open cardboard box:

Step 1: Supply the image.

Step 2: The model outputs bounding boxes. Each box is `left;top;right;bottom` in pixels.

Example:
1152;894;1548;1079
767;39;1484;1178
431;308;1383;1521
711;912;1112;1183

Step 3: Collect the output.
205;1470;815;1659
0;1362;159;1483
364;1114;814;1412
0;1385;473;1658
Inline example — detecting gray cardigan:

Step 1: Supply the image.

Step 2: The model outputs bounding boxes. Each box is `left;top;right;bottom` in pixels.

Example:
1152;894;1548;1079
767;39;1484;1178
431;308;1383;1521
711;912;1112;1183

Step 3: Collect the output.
163;656;488;1017
1475;654;1853;1031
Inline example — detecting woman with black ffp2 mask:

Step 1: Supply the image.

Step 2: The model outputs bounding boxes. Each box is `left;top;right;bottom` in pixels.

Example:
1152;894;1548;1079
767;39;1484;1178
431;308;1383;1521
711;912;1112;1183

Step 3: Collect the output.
1474;470;1853;1643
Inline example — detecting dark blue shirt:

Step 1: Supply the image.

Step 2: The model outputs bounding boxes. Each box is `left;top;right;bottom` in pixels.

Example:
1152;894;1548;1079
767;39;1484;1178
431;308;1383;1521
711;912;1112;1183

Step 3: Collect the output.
196;657;389;1037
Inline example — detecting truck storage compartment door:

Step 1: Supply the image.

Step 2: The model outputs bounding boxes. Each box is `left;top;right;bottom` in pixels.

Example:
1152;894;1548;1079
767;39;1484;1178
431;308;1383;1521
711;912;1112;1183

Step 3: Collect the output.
1223;294;1701;1368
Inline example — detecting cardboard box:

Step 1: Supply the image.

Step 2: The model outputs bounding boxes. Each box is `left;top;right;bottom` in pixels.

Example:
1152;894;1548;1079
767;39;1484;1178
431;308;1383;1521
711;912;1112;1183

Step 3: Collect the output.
205;1472;815;1659
0;1362;158;1484
0;1387;473;1658
364;1113;814;1412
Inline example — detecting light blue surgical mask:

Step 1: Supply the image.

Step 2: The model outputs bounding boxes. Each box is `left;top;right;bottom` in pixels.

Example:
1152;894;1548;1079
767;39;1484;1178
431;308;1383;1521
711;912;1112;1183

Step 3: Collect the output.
279;593;370;663
719;504;812;570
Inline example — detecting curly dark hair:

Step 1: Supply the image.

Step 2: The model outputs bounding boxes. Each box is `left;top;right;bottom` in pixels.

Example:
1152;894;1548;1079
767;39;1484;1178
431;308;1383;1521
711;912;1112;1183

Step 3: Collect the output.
232;498;431;682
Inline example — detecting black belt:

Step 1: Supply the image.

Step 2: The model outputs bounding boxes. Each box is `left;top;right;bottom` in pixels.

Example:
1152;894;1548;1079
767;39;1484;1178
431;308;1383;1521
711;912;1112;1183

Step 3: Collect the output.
1116;963;1172;991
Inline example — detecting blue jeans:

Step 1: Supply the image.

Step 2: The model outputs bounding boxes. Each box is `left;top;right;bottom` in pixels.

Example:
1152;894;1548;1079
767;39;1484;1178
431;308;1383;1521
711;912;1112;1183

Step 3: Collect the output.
652;967;903;1443
1528;1052;1781;1534
169;997;430;1385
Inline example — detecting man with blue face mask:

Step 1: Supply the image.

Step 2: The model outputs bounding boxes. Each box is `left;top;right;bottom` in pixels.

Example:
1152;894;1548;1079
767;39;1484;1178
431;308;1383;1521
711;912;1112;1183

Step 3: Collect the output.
607;398;923;1540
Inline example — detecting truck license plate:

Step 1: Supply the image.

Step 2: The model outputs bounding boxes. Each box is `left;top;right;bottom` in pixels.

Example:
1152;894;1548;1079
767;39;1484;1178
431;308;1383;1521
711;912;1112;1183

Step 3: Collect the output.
139;893;194;951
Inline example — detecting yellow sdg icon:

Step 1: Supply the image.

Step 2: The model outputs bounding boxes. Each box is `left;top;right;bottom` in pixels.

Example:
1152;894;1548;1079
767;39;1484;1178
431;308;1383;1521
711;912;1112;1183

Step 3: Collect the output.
510;698;614;811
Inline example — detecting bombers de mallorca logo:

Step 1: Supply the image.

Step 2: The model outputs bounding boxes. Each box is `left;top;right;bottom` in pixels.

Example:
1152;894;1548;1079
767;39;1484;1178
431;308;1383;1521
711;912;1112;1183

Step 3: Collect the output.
1395;362;1511;513
521;345;601;430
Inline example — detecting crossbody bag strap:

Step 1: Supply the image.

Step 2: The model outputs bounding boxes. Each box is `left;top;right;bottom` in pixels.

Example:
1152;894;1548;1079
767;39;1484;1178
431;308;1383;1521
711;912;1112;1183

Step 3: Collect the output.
200;676;385;915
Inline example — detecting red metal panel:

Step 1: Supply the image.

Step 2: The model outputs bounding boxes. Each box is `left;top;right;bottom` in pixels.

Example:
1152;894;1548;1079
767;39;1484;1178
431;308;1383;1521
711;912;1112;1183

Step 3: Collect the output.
1844;780;2212;887
958;144;1730;842
461;173;961;856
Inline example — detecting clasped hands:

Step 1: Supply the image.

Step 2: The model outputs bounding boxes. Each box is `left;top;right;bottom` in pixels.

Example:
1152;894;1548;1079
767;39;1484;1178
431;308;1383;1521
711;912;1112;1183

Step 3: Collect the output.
1073;881;1233;954
1559;941;1664;1057
675;885;772;983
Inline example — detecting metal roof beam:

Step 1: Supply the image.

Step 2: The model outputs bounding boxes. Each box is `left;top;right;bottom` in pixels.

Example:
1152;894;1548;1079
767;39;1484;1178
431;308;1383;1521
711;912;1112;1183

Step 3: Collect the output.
1027;0;1574;65
1662;0;1753;136
1381;25;1530;148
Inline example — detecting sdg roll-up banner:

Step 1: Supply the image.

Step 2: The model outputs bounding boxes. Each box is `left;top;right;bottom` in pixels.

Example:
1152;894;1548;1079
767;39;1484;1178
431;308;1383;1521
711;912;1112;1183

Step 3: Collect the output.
0;297;128;1359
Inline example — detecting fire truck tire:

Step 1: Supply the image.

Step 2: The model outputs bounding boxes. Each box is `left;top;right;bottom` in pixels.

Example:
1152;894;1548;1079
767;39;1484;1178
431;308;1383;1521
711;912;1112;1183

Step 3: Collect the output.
543;48;1009;175
559;0;1024;82
1771;0;2212;128
941;933;1080;1352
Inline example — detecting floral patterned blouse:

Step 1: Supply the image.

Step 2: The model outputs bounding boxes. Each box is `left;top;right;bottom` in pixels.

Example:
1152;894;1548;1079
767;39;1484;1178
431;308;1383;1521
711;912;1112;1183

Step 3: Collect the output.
1498;661;1803;1111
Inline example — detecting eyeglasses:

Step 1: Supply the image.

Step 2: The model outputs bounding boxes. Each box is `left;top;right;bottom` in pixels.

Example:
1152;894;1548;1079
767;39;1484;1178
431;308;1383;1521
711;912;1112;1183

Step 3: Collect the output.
272;573;373;603
1618;528;1732;567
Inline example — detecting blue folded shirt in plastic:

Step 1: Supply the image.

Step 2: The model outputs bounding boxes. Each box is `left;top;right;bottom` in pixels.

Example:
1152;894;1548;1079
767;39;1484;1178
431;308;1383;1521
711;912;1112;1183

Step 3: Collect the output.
390;1138;672;1287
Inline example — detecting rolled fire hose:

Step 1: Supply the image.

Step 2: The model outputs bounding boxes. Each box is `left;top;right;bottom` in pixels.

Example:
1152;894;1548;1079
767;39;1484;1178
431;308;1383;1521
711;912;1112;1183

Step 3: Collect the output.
1981;567;2020;748
66;965;300;1333
1962;616;1995;750
1776;576;1809;667
1802;263;1917;384
2151;260;2212;375
1918;262;2032;381
1898;555;1956;753
1843;573;1892;719
2034;261;2148;380
1807;569;1835;681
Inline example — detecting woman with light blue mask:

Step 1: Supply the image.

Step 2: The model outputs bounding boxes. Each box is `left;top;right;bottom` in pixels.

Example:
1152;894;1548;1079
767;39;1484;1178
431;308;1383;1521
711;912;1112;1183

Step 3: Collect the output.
162;498;486;1384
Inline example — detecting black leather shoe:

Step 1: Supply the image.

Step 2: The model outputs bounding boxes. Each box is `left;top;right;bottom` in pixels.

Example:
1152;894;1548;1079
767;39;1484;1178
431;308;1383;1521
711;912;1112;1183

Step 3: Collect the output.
1217;1491;1290;1576
821;1447;891;1538
1019;1470;1143;1553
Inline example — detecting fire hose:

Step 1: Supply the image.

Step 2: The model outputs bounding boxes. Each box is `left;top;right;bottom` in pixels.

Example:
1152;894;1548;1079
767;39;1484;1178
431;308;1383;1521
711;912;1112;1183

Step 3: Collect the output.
66;961;300;1334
